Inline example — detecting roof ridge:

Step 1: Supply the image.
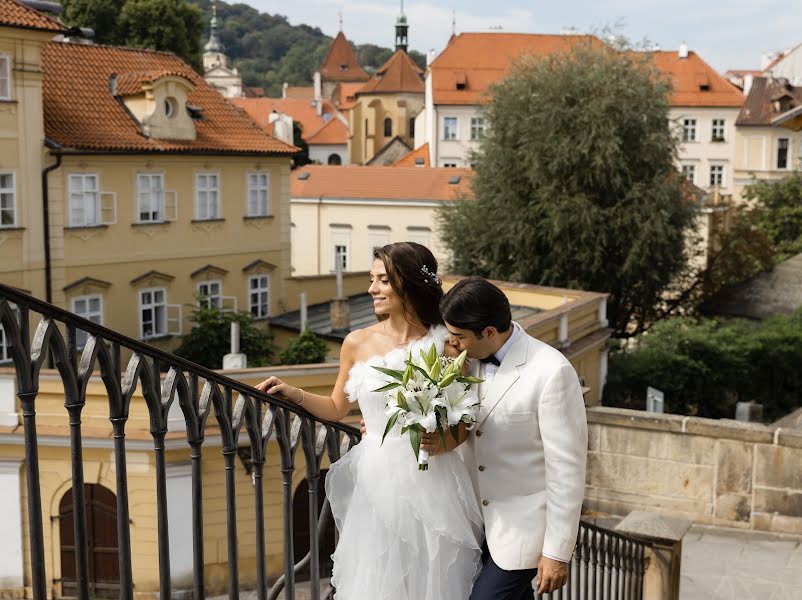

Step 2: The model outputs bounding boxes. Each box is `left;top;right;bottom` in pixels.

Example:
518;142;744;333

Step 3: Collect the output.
52;39;181;57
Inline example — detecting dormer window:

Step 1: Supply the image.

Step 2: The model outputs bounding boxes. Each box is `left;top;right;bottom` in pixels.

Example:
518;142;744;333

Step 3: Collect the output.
164;97;177;118
113;72;196;141
340;64;348;72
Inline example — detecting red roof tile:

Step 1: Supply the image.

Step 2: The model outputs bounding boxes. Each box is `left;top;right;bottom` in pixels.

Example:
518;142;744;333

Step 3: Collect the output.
306;117;348;145
392;144;430;167
231;97;344;140
284;86;314;99
43;42;295;154
737;76;802;126
319;32;370;83
649;51;744;107
335;81;362;109
357;50;424;95
291;165;472;201
430;32;603;105
0;0;66;33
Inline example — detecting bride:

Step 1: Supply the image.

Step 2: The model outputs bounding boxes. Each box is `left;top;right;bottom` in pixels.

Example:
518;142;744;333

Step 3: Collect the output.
256;242;483;599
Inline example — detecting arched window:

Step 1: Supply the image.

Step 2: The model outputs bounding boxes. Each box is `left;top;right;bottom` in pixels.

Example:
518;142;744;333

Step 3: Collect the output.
327;153;342;165
384;117;392;138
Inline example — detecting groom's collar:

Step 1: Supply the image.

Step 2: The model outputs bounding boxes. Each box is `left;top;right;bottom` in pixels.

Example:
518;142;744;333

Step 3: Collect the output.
493;323;521;366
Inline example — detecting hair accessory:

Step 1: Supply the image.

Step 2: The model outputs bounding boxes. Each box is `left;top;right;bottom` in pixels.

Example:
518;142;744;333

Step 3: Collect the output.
420;265;441;285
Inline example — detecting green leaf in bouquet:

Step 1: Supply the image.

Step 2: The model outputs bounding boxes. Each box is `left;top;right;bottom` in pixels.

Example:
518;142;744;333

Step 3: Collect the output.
427;343;438;367
409;426;421;460
419;348;429;368
396;390;410;411
450;424;461;443
402;365;412;386
382;411;401;445
372;382;402;393
410;363;436;384
429;355;442;380
372;365;406;381
438;425;448;450
439;373;457;388
457;376;484;385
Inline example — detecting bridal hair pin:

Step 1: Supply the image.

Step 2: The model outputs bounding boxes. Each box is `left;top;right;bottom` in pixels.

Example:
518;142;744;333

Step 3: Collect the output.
420;265;441;285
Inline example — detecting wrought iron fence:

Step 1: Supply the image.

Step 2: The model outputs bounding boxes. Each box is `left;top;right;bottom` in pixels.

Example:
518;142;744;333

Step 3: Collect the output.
537;520;648;600
0;282;360;600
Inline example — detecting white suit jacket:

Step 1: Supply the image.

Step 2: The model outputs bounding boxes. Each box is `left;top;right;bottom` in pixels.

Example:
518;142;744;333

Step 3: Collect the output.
464;323;588;570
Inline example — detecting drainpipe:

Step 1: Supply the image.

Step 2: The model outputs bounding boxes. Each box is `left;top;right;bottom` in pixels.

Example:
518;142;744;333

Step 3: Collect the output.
41;149;62;303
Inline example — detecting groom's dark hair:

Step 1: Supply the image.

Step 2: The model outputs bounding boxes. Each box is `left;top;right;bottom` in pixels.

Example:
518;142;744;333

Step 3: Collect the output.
440;276;511;337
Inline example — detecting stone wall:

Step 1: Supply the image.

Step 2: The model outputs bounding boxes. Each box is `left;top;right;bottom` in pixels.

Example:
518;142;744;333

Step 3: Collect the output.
585;407;802;535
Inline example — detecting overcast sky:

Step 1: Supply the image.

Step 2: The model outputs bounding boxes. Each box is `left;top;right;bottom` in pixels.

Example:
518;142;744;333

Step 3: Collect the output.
245;0;800;72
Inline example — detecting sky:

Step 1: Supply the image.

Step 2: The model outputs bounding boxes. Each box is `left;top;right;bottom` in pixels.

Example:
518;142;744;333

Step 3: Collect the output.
245;0;801;73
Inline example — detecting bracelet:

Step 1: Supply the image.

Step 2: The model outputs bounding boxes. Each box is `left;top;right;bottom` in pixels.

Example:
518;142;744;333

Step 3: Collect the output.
297;388;305;406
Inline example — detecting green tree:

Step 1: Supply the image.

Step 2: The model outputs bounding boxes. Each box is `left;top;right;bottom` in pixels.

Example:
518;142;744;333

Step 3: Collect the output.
118;0;204;71
279;328;330;365
743;172;802;261
61;0;125;44
439;43;695;335
174;303;274;369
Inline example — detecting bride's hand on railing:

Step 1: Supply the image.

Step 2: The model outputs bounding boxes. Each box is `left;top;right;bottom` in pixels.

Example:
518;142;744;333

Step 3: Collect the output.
255;376;303;405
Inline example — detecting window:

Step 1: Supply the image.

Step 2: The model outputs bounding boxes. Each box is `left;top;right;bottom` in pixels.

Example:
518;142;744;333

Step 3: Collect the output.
367;228;390;268
0;324;9;363
711;119;726;142
248;275;270;319
164;97;177;118
383;117;392;138
247;172;270;216
443;162;457;168
327;154;342;165
0;172;15;226
72;295;102;349
0;54;9;100
195;173;220;220
69;174;100;227
709;164;725;188
407;227;431;248
331;228;350;272
197;281;222;309
681;164;696;184
682;119;697;142
470;117;485;141
443;117;458;141
140;288;167;339
137;174;165;222
777;138;790;170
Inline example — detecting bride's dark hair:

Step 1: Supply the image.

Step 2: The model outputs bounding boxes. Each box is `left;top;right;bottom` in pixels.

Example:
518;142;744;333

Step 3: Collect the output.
373;242;444;328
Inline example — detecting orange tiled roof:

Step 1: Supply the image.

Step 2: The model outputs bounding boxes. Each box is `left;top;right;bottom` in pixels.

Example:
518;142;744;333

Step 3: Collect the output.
114;70;189;96
392;144;430;167
284;86;314;99
649;51;744;107
357;50;424;95
737;76;802;126
336;81;362;109
291;165;472;201
319;32;370;82
429;32;603;105
0;0;66;33
43;42;295;154
306;117;348;145
231;97;344;140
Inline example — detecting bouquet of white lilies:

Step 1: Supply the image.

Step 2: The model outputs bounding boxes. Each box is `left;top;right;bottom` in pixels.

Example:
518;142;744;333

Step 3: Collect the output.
372;343;482;470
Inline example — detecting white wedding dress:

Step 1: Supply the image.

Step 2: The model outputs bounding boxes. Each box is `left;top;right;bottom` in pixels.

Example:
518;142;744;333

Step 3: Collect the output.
325;325;484;599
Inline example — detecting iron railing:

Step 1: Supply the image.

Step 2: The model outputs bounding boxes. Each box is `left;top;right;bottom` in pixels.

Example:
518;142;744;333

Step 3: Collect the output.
537;520;648;600
0;282;359;600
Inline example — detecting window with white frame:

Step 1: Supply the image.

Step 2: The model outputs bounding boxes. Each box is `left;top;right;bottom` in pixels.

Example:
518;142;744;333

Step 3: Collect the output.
681;164;696;184
442;162;458;168
443;117;458;141
69;174;100;227
72;295;103;349
0;54;10;100
331;227;350;272
470;117;485;141
140;288;167;339
0;324;9;363
247;172;270;216
197;280;222;308
367;228;390;268
711;119;726;142
0;172;15;226
248;275;270;319
709;164;725;188
137;174;165;222
777;138;790;170
195;173;220;220
682;118;697;142
407;227;431;248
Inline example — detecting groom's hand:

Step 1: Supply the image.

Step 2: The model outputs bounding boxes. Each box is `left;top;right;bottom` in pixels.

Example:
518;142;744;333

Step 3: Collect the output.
536;556;567;594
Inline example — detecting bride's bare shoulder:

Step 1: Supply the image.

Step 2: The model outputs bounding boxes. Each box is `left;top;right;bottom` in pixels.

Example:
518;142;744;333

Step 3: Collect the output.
342;324;387;361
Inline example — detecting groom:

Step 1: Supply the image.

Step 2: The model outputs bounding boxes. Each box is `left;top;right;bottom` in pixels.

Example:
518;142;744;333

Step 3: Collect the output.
427;276;588;599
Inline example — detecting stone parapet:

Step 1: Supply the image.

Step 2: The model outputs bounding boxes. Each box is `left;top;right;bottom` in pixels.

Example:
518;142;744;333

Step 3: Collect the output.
585;407;802;535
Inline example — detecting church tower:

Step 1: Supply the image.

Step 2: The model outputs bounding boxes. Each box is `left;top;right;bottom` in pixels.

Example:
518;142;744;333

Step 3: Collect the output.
202;0;243;98
395;1;408;52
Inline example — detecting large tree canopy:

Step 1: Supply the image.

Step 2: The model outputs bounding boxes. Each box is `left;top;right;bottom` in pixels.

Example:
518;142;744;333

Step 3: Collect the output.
439;43;696;335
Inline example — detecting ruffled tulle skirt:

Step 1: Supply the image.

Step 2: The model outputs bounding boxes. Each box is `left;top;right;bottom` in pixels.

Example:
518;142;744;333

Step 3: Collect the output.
325;435;484;600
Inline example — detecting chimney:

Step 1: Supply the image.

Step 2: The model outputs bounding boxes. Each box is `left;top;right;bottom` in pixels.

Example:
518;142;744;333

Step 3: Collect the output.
678;43;689;59
222;321;247;369
300;292;308;331
427;49;437;66
282;82;288;99
743;73;754;97
330;250;350;332
313;71;322;103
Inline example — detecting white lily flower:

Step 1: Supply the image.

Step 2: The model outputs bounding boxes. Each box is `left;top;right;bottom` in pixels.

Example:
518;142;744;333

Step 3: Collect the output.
439;383;480;427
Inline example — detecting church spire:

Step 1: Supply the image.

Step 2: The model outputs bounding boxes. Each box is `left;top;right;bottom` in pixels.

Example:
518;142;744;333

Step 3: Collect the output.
395;0;408;52
204;0;223;53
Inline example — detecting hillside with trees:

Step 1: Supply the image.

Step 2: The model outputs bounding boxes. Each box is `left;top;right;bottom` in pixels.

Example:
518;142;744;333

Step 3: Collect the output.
61;0;426;96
